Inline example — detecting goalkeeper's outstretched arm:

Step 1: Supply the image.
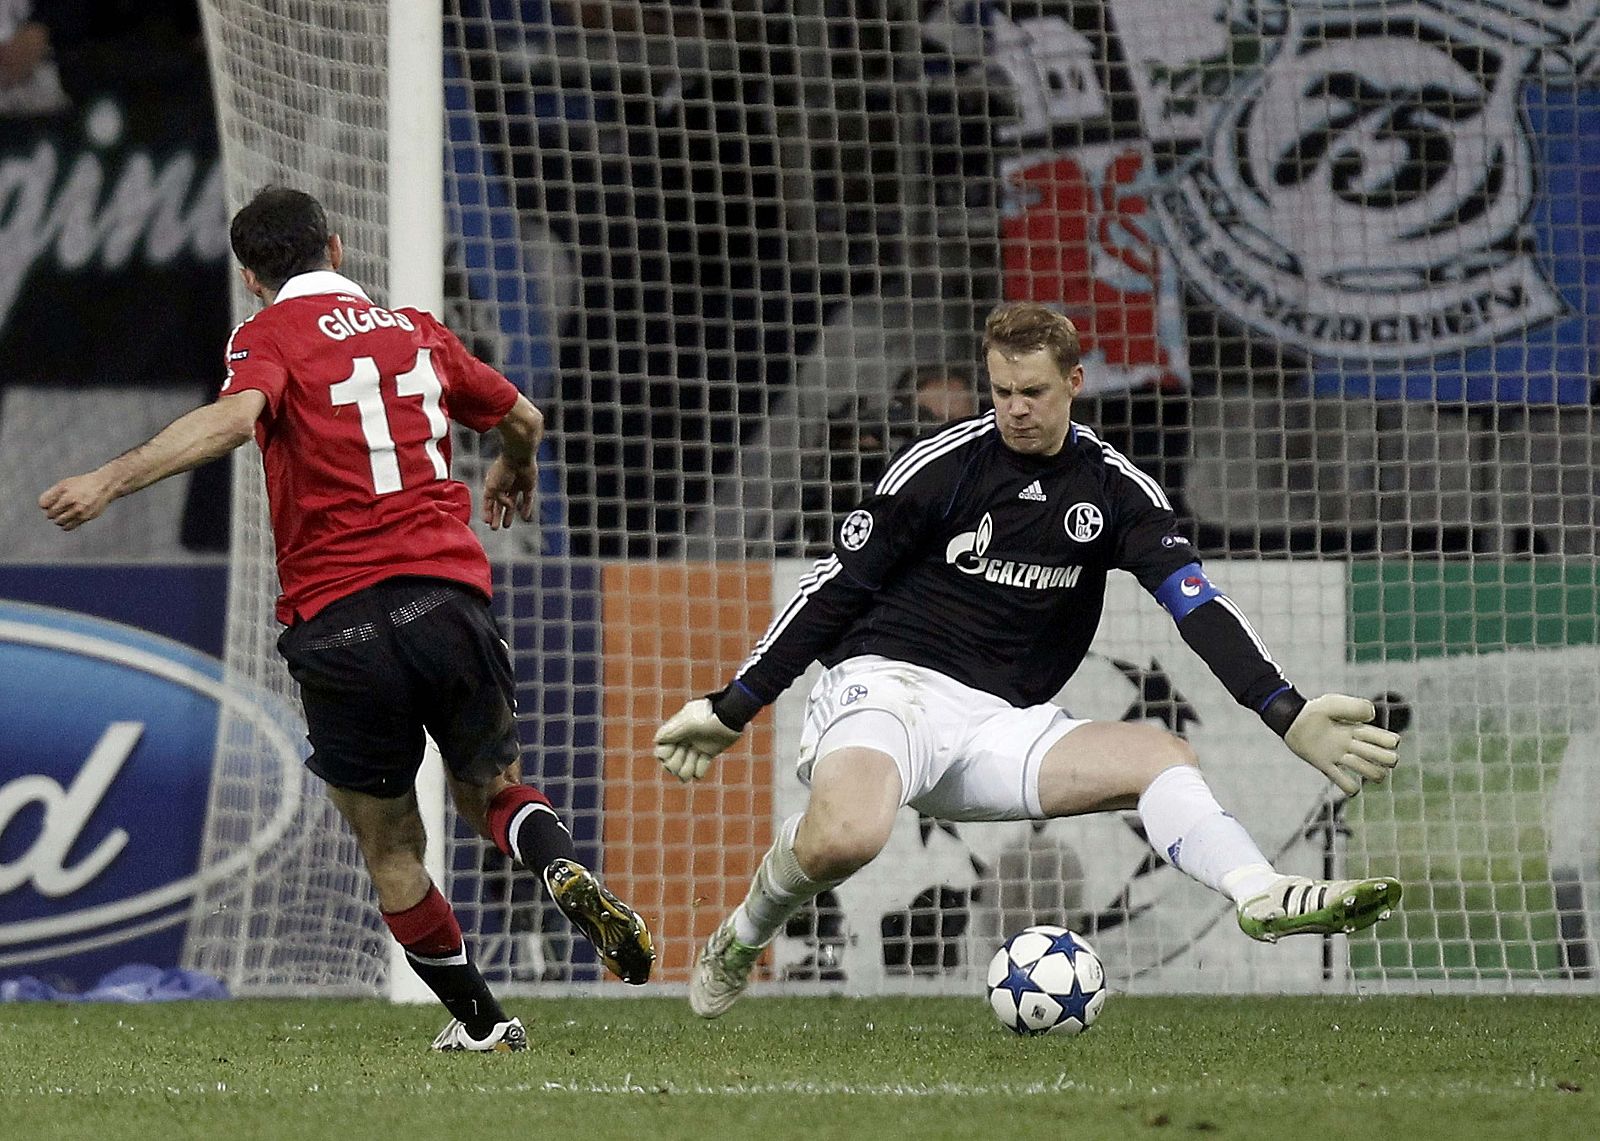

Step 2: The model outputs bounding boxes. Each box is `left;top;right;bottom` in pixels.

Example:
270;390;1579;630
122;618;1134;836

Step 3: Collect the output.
1153;563;1401;795
39;390;267;531
653;559;877;783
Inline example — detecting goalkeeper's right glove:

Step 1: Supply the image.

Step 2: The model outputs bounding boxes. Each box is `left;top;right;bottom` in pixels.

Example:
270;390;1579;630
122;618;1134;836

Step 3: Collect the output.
654;691;746;782
1266;690;1401;796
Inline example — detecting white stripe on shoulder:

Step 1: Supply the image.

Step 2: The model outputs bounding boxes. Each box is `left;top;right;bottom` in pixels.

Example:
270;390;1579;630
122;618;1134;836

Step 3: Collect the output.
1074;423;1171;510
221;314;261;392
1215;594;1282;674
876;414;995;496
223;314;257;352
738;555;843;676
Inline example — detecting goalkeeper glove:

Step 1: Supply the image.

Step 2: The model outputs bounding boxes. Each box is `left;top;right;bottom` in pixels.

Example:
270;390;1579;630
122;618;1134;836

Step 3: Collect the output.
1264;690;1400;796
654;694;745;782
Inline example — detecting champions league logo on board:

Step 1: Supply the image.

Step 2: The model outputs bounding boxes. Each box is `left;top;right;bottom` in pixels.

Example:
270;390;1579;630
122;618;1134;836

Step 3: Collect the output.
1129;0;1600;365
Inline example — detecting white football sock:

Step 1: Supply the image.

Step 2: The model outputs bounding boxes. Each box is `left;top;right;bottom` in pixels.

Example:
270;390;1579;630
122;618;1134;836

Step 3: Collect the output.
1137;764;1276;899
731;813;843;947
1220;864;1285;905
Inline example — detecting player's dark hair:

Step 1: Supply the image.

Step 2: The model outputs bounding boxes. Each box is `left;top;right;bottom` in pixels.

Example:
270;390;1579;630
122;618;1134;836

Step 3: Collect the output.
983;302;1081;376
230;186;333;290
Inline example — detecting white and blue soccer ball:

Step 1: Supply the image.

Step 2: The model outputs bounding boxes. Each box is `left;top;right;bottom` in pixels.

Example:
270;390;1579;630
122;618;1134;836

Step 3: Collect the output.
986;925;1107;1036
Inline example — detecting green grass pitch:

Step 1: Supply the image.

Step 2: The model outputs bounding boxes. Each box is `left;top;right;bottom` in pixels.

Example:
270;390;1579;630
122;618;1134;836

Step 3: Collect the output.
4;996;1595;1140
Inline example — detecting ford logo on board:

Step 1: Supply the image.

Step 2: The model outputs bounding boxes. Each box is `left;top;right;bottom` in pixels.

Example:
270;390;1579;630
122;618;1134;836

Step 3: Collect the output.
0;602;302;985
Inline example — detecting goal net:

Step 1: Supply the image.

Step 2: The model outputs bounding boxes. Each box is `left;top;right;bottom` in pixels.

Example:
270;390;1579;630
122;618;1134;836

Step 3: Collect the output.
195;0;1600;996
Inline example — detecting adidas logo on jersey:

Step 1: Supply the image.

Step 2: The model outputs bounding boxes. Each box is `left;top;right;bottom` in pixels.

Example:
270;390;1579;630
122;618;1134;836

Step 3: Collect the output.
1018;480;1047;502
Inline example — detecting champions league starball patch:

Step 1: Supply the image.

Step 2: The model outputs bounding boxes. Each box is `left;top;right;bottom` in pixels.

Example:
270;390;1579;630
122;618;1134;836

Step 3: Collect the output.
839;510;874;551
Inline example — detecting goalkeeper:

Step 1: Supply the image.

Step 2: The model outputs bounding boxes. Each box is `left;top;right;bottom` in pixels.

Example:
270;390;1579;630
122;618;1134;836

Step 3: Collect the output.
656;301;1402;1018
40;187;653;1050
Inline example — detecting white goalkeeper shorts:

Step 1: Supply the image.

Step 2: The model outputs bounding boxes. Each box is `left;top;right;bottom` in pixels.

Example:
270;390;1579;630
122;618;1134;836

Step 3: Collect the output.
794;655;1087;821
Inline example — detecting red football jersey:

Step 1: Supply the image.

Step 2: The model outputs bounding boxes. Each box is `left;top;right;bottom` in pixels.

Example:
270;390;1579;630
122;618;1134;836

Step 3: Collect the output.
220;270;519;624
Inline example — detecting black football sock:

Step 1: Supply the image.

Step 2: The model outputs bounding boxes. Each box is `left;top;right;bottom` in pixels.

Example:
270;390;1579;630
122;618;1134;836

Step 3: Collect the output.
383;885;506;1037
488;784;577;873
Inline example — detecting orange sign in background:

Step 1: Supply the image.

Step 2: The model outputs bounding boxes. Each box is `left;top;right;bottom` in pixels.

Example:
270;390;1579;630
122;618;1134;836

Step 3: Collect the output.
600;563;775;981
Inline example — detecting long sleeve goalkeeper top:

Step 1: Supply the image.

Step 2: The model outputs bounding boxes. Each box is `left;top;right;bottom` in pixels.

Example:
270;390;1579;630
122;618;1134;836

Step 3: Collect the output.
714;412;1298;731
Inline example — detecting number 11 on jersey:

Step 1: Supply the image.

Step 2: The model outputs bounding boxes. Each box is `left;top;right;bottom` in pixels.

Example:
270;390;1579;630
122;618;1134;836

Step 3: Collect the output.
329;351;449;494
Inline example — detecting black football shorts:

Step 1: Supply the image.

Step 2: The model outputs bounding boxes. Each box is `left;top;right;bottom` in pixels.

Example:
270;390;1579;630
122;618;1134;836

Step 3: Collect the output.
277;576;519;797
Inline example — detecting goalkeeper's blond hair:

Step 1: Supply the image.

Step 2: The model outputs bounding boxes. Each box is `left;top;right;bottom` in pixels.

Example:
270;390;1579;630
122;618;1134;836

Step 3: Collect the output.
983;302;1081;376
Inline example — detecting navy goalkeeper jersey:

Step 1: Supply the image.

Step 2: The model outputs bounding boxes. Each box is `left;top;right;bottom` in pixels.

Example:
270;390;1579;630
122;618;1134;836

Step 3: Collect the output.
733;412;1290;714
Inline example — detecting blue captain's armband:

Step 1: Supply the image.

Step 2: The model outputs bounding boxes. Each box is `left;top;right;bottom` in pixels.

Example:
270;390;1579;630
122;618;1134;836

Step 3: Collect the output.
1155;563;1221;622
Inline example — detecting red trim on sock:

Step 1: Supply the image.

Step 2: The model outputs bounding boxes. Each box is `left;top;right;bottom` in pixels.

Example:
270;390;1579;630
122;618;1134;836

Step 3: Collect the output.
382;885;463;957
487;784;553;857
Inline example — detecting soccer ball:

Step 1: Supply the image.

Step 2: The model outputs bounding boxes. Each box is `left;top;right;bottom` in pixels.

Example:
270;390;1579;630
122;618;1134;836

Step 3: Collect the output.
986;925;1107;1036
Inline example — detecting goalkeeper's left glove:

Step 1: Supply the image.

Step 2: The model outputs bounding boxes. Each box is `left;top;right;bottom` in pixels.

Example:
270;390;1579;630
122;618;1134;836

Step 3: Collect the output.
654;695;745;782
1264;690;1400;796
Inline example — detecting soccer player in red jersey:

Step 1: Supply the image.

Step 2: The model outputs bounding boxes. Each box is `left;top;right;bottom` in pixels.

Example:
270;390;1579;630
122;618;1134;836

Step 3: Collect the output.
40;187;653;1050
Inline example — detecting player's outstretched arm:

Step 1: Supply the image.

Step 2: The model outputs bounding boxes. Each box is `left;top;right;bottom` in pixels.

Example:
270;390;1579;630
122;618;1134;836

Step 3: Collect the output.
654;467;925;784
39;390;265;531
654;685;757;782
481;394;544;531
1263;690;1400;796
1155;566;1402;796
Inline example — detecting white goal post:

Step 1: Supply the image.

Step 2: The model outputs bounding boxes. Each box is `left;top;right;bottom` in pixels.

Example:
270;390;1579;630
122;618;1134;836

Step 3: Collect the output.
384;0;449;1005
188;0;453;1000
191;0;1600;999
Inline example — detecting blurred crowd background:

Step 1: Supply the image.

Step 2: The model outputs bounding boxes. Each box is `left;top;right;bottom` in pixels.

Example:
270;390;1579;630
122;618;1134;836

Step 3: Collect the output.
5;0;1600;565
